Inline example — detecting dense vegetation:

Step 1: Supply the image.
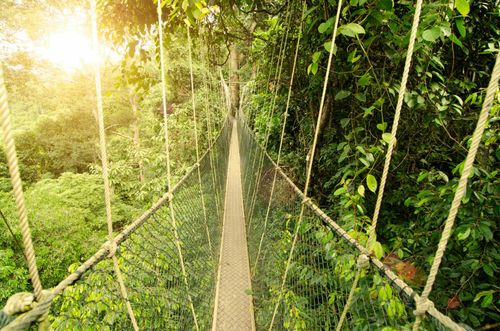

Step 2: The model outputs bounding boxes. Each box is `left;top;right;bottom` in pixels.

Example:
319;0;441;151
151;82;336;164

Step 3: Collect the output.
0;0;498;329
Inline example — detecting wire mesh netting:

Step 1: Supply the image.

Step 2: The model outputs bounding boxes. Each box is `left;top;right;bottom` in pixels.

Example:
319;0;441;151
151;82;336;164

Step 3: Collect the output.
40;118;232;330
237;118;468;331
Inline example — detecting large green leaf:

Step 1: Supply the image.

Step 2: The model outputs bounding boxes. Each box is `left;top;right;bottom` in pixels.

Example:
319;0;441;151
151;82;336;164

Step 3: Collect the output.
422;27;440;42
455;0;470;16
367;174;377;193
338;23;365;37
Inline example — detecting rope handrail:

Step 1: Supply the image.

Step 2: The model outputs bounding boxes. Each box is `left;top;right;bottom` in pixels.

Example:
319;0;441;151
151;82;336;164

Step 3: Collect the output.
237;115;466;331
412;49;500;330
253;0;305;276
247;3;292;228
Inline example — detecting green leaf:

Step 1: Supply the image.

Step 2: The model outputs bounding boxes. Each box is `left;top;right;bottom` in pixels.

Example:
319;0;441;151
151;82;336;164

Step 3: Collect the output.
422;27;440;42
334;187;346;196
455;0;470;16
358;73;371;86
456;18;466;37
449;33;463;47
340;118;350;128
378;0;394;10
318;17;334;34
457;227;470;240
376;122;387;132
312;51;321;63
367;174;377;193
338;23;366;38
357;185;365;197
335;90;351;100
382;133;392;144
371;241;384;259
323;41;337;54
482;264;494;277
308;62;318;75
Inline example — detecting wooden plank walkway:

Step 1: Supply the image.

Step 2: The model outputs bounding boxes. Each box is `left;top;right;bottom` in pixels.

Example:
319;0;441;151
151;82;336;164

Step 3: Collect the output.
212;119;255;331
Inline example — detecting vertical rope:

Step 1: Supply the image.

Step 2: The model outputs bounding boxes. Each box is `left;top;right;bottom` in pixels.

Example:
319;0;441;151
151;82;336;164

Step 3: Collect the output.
365;0;423;250
337;1;424;328
247;5;292;227
200;29;221;231
156;2;199;329
268;1;343;329
187;26;213;253
89;1;138;330
0;64;43;301
412;50;500;331
253;0;305;275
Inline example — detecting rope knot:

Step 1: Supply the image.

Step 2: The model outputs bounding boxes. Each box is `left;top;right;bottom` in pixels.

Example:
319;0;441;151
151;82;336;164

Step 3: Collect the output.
356;254;370;269
2;289;54;328
3;292;35;316
106;240;117;257
301;197;311;205
166;192;174;201
414;297;434;317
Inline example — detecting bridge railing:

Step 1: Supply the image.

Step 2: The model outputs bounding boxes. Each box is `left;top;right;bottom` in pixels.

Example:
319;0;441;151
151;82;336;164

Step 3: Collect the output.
26;118;233;330
237;117;468;331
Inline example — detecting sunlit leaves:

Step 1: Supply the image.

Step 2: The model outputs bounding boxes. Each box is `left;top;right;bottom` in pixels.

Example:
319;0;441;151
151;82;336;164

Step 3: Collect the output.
455;0;470;16
338;23;365;38
366;174;377;193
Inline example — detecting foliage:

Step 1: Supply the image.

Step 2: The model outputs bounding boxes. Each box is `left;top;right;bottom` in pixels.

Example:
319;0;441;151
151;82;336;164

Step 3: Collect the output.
245;0;499;327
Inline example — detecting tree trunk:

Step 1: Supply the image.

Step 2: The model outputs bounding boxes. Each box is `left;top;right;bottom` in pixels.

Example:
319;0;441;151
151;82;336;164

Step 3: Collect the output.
229;43;240;117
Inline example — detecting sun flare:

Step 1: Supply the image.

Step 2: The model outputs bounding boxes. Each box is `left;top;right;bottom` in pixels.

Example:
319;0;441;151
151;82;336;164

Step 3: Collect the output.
38;28;96;72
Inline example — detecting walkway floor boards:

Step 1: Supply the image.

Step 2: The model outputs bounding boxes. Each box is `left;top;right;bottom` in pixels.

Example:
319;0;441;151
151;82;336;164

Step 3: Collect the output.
212;119;255;331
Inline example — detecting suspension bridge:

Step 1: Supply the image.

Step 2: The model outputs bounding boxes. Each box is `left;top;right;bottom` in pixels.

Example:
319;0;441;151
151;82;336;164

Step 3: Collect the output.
0;0;499;330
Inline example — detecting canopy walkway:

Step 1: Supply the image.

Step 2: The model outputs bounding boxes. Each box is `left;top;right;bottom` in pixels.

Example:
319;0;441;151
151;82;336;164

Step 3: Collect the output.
0;0;499;330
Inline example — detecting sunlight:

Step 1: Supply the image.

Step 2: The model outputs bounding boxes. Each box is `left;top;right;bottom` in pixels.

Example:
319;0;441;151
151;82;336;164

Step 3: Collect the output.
38;28;96;72
34;8;118;72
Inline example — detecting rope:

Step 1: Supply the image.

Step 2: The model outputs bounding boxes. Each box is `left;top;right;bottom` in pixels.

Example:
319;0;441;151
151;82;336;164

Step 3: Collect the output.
1;290;54;331
200;29;222;233
187;26;213;254
268;1;343;329
0;64;43;302
412;49;500;331
365;0;423;250
239;117;465;330
156;1;199;329
337;0;424;328
90;1;138;329
253;0;305;275
247;5;292;227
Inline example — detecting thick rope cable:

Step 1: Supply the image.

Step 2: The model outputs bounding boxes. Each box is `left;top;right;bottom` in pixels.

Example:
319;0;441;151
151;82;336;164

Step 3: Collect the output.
336;1;424;328
0;65;43;303
247;6;292;227
89;1;138;329
268;1;343;329
187;26;213;254
156;2;199;329
413;50;500;331
253;1;305;276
